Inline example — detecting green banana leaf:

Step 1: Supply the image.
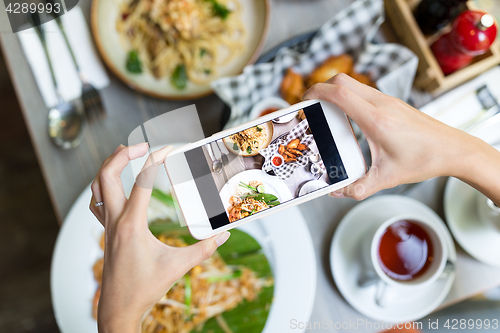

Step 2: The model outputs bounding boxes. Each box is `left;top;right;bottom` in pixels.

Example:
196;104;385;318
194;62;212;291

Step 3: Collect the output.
149;220;274;333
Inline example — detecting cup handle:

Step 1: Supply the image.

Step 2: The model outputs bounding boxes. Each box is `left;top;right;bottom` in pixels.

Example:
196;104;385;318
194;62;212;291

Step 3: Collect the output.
374;279;388;308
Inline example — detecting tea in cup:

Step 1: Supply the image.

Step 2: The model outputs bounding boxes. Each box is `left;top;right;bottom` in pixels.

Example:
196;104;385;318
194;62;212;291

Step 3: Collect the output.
370;215;448;290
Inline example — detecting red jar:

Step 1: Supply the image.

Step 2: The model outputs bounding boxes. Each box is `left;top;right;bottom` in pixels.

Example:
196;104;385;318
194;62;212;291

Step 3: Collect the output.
431;11;498;75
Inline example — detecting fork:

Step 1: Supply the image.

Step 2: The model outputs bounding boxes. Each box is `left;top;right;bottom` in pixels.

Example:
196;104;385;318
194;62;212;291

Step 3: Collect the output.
46;0;105;122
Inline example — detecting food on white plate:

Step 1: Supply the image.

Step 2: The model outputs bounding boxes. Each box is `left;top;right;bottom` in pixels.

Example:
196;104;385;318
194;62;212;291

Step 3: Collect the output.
91;188;274;332
229;125;268;155
117;0;245;89
280;54;376;105
227;181;280;222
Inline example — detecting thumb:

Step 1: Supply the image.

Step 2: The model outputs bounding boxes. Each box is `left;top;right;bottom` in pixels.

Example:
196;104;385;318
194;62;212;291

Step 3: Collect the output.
181;231;231;268
329;167;382;201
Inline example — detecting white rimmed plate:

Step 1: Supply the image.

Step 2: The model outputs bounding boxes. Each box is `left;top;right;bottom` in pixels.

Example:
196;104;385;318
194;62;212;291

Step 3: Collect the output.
91;0;270;100
51;145;315;333
219;169;293;213
298;180;329;197
248;97;291;121
222;121;274;156
330;195;456;323
445;115;500;267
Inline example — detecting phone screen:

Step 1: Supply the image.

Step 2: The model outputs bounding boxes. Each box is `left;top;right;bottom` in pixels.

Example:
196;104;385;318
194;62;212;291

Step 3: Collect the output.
184;102;348;229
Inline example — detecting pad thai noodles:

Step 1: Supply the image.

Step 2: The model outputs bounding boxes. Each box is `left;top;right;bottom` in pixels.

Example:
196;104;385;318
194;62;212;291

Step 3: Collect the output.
92;233;272;333
227;181;280;223
116;0;245;87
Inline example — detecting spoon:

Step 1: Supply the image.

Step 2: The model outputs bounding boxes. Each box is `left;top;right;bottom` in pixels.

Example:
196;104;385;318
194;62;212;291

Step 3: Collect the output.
31;12;85;149
206;143;223;174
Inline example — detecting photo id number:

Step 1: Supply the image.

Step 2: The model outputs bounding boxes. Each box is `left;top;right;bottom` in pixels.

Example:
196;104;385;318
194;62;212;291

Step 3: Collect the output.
444;319;499;330
6;2;61;14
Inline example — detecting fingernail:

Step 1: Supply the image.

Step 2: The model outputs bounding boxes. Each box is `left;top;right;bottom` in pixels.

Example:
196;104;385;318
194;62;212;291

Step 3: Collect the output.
329;191;344;198
130;142;149;148
113;144;125;154
215;231;230;247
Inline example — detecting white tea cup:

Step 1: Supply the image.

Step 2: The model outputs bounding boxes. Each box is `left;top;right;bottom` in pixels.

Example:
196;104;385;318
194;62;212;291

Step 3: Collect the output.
370;214;448;291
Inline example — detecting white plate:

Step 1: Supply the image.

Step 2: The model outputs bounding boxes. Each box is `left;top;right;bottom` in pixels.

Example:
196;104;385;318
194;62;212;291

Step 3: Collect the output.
223;121;274;156
51;145;315;333
298;180;329;197
445;117;500;267
248;97;291;121
330;195;456;323
91;0;270;100
219;169;293;213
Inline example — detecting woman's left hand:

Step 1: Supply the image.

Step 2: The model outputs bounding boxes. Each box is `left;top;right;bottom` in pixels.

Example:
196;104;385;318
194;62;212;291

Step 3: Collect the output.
89;143;230;333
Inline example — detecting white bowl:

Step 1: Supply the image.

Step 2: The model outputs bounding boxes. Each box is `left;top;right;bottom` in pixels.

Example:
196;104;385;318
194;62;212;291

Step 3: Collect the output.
249;97;290;120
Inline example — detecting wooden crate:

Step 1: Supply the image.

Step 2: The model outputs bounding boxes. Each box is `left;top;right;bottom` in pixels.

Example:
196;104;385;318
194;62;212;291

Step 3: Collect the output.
385;0;500;94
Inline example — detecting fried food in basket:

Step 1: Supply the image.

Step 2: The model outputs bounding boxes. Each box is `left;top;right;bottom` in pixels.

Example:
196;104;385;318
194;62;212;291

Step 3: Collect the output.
306;54;354;87
349;72;377;88
286;139;300;150
276;139;309;164
280;54;376;104
280;68;306;105
278;144;285;155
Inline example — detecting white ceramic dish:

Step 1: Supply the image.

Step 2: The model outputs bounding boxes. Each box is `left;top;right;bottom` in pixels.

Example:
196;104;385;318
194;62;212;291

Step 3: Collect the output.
219;169;293;213
91;0;270;100
330;195;456;323
298;180;329;196
248;97;291;121
444;115;500;267
51;145;316;333
222;121;274;156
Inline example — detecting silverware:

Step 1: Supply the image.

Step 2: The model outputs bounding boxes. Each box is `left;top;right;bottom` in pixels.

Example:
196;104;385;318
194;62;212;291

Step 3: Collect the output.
460;85;499;131
216;141;230;167
206;144;222;174
46;0;105;122
212;142;228;182
31;12;86;149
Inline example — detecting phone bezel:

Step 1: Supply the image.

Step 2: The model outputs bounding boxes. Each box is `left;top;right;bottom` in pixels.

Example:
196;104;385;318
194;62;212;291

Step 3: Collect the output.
165;99;367;239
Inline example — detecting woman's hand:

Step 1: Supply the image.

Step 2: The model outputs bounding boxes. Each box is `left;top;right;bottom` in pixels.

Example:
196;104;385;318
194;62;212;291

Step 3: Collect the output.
303;73;500;203
89;143;230;333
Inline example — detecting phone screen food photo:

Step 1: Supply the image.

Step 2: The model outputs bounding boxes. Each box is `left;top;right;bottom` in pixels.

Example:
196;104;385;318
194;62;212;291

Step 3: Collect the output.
184;102;349;229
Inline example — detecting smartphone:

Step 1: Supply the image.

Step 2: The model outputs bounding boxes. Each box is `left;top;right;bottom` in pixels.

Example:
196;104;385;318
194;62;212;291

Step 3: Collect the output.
165;99;366;239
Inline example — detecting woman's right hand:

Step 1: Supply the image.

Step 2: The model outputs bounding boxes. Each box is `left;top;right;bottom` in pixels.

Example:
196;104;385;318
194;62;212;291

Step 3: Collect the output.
302;73;500;204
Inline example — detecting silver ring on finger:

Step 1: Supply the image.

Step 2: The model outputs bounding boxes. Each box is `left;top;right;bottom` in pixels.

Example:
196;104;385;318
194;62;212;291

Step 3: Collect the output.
94;201;104;207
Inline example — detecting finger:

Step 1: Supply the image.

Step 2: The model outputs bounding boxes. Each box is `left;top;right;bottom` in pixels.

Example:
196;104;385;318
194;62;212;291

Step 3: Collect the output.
89;196;104;226
329;166;384;201
99;142;150;219
125;146;173;224
302;83;377;130
324;73;382;104
90;144;126;221
178;232;231;269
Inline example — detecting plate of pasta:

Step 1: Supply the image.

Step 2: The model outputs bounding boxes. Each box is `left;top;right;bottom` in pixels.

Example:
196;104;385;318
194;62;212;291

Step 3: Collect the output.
91;0;270;99
223;121;274;156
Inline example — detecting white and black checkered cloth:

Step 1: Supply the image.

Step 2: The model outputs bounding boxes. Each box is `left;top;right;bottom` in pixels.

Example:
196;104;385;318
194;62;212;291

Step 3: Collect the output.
259;119;314;180
211;0;417;129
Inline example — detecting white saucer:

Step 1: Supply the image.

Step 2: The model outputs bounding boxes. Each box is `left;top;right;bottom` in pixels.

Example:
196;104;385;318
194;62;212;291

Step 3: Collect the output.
444;115;500;267
330;195;456;323
298;180;329;196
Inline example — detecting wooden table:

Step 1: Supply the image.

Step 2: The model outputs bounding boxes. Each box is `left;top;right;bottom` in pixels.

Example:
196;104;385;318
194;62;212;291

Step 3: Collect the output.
2;0;500;332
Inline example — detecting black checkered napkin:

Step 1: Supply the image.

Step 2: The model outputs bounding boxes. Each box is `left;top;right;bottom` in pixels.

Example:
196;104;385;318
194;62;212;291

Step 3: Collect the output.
259;119;314;180
211;0;417;129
